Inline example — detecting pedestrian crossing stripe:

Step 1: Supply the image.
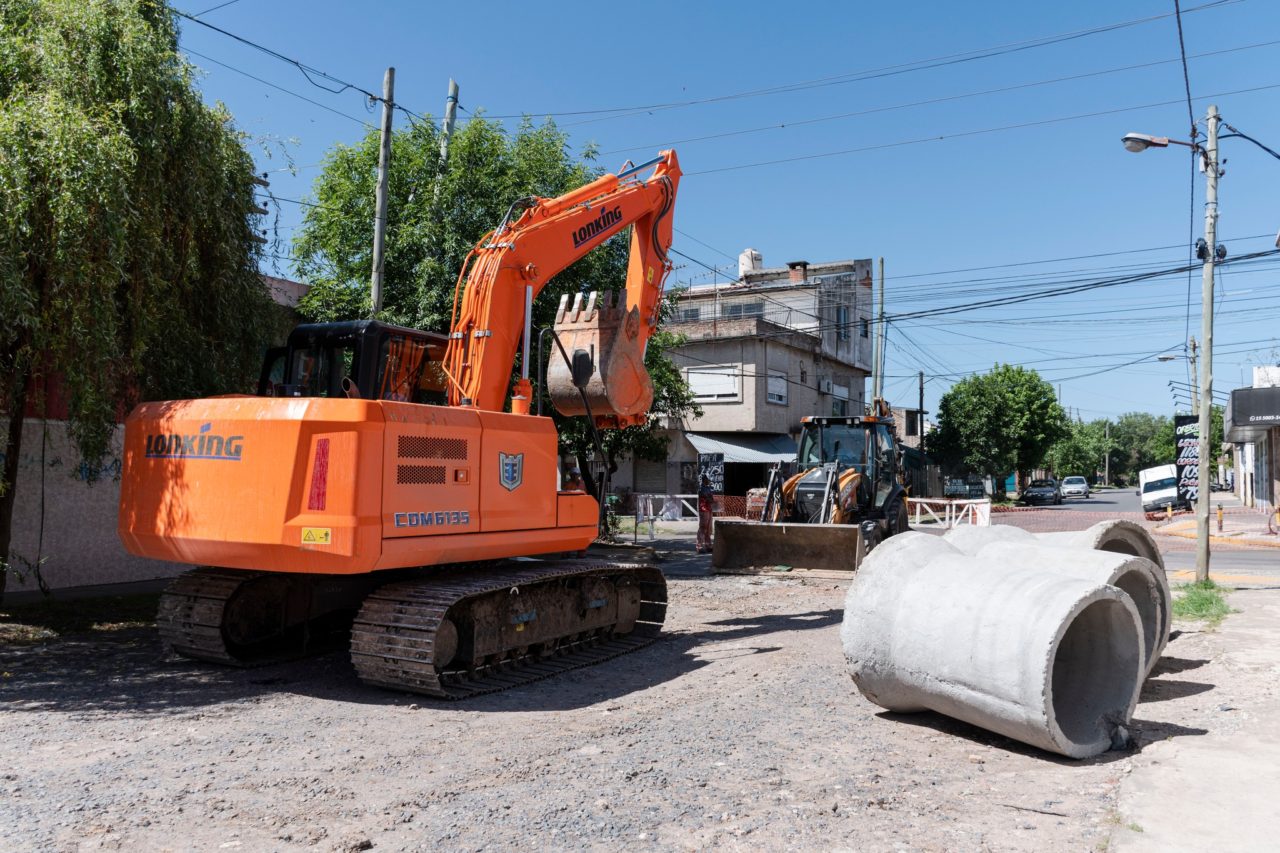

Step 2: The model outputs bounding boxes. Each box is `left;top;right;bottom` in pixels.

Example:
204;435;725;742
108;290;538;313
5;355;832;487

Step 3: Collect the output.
302;527;332;545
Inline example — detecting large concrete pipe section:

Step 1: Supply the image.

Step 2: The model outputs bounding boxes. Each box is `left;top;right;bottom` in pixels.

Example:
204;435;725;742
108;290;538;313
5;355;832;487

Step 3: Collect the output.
976;543;1163;678
1035;521;1170;658
842;532;1143;758
944;522;1169;675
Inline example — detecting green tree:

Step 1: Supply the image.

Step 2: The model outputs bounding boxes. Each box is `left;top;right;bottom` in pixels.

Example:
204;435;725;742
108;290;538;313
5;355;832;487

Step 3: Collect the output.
292;115;698;492
1046;418;1110;480
928;364;1069;486
1109;412;1172;482
0;0;274;597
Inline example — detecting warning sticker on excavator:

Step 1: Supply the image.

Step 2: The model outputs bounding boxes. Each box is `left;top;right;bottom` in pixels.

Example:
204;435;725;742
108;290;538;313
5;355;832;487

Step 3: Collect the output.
301;527;332;545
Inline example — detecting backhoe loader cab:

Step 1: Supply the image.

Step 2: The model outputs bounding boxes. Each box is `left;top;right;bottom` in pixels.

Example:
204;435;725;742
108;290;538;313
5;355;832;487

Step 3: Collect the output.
713;412;908;575
785;415;904;526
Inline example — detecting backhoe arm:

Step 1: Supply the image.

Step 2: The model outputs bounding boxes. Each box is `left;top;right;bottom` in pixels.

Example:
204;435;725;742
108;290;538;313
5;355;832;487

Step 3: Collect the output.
442;151;680;424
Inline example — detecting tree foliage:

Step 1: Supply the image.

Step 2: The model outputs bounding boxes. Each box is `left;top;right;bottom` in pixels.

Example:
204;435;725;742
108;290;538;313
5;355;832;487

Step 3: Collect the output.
293;115;699;483
927;364;1068;479
1045;418;1110;480
0;0;274;591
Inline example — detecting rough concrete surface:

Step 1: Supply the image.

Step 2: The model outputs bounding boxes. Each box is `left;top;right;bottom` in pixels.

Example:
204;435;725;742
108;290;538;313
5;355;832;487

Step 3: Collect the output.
843;533;1142;758
0;522;1275;851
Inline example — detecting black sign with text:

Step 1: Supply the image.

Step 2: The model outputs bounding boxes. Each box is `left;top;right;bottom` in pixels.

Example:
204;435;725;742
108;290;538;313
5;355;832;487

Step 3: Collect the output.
1174;414;1199;505
698;452;724;494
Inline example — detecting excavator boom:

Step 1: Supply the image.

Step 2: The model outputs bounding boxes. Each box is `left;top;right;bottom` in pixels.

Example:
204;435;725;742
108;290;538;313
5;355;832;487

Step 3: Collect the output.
443;152;680;425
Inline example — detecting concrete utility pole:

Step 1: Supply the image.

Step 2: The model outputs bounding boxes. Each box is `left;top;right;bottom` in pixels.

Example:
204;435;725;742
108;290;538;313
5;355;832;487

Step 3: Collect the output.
1195;104;1221;584
370;67;395;316
917;369;925;443
439;78;459;165
872;257;885;401
1104;421;1110;486
1188;337;1200;416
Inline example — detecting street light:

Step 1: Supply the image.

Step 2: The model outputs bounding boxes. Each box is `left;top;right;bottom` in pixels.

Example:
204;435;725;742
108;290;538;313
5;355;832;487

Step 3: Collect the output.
1121;105;1221;585
1120;132;1194;153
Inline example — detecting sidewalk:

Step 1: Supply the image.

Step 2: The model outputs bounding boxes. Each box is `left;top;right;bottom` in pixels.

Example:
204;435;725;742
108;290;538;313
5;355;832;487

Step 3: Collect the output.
1153;505;1280;549
1114;588;1280;852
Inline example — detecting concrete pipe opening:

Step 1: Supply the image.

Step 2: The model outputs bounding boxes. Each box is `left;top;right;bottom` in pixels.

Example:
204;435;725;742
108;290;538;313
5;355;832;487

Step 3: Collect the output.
1050;596;1143;754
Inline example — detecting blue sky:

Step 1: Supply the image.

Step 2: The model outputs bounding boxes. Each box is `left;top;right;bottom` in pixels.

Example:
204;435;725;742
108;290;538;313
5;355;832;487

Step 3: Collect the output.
176;0;1280;421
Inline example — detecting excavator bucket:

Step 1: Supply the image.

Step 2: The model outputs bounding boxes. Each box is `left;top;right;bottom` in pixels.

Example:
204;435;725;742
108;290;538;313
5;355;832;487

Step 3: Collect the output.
711;520;865;576
547;291;654;427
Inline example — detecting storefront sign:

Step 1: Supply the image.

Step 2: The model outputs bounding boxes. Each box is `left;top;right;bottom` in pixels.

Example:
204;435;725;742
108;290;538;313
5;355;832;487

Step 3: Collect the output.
1174;414;1199;505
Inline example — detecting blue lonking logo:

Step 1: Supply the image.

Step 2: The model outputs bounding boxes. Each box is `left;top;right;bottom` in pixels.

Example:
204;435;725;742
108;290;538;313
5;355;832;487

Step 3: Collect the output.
145;422;244;460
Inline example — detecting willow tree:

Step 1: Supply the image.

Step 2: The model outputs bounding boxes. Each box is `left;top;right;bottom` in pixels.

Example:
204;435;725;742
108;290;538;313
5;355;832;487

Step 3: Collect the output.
0;0;274;596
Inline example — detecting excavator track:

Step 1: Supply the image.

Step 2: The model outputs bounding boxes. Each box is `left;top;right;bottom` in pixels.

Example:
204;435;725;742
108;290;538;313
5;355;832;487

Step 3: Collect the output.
157;567;377;666
350;561;667;699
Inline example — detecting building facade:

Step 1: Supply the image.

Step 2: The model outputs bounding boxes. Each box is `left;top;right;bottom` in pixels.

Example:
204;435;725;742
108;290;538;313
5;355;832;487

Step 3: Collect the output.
623;253;874;497
1227;365;1280;508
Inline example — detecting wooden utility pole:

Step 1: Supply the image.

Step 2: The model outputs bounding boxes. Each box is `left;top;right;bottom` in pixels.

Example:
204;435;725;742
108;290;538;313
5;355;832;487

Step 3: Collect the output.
370;67;395;316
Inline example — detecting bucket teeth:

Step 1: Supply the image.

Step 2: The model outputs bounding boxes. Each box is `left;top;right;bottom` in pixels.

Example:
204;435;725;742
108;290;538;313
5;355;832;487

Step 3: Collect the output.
546;289;653;422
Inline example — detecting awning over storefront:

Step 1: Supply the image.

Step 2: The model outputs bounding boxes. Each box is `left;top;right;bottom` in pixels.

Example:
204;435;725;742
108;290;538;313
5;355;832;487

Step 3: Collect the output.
686;432;797;464
1226;385;1280;442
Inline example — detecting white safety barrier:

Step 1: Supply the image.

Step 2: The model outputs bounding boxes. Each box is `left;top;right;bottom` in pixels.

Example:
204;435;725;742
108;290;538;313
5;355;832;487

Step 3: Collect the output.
907;497;991;529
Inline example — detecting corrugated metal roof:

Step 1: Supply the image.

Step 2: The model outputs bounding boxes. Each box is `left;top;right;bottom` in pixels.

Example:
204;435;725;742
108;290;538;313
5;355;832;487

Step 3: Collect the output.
686;432;797;463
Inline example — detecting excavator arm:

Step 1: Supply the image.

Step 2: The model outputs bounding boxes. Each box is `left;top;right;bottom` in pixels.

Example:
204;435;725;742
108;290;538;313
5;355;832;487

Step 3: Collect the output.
442;151;681;426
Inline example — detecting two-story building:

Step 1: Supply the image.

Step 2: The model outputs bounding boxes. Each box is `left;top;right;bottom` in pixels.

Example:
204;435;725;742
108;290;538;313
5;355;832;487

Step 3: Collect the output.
624;252;874;497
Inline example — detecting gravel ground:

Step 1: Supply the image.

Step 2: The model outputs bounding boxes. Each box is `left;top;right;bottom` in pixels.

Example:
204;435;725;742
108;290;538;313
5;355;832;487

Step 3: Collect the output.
0;528;1257;852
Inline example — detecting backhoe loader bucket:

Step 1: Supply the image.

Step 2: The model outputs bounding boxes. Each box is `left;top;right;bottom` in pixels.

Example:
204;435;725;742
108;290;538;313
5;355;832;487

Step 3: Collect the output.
712;520;865;576
547;291;654;427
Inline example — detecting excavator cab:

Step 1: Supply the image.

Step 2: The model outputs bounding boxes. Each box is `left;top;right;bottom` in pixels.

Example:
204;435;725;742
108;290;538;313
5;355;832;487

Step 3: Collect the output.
257;320;449;404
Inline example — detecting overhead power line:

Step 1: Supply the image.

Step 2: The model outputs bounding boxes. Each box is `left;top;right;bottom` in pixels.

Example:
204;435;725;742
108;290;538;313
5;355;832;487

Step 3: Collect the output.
686;81;1280;176
471;0;1239;123
173;10;427;122
603;38;1279;156
184;47;375;128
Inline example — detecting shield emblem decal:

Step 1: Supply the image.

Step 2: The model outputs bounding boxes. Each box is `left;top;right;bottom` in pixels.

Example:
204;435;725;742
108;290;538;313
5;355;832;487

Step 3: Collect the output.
499;452;524;491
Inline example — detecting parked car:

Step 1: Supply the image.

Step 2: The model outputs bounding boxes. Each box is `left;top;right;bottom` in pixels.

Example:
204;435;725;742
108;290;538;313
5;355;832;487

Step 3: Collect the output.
1019;478;1062;506
1060;475;1090;499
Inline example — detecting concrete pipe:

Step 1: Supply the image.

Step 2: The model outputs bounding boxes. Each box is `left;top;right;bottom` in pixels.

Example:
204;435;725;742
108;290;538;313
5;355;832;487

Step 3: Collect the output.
1035;521;1170;663
975;542;1164;678
944;522;1170;674
842;532;1143;759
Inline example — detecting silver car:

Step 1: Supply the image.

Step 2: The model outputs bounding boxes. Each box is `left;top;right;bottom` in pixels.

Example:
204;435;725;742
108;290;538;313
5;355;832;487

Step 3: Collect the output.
1060;476;1090;499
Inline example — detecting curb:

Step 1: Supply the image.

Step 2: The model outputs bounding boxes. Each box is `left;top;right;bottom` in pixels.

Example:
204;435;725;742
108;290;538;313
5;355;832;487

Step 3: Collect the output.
1152;519;1280;549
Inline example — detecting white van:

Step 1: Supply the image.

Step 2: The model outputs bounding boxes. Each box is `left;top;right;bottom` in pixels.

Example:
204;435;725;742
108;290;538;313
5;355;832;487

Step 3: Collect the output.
1138;464;1186;513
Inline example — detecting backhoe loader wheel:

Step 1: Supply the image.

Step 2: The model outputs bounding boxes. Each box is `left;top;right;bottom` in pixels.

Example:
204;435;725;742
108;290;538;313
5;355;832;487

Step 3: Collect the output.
887;499;909;537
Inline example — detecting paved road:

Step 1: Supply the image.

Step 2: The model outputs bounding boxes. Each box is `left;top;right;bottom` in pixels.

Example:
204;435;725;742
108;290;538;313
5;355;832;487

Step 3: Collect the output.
1016;486;1140;513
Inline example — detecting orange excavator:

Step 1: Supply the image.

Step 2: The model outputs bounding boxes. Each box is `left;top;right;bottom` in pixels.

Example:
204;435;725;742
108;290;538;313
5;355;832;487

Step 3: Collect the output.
118;151;681;698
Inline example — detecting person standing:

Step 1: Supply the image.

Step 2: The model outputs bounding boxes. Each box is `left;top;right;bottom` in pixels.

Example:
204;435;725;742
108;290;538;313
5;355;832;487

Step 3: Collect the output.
696;474;715;554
